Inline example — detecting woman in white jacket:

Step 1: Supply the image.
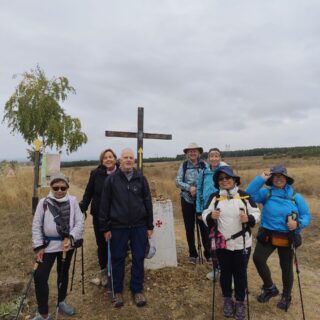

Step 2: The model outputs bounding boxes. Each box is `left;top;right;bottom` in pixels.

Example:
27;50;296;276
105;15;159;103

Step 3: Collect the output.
32;172;84;320
202;166;260;320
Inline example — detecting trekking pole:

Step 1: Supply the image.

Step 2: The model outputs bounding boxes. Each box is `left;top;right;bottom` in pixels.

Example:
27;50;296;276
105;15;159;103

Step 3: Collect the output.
195;218;204;264
107;240;115;299
240;208;250;320
15;261;39;320
56;238;68;320
288;214;306;320
69;248;77;292
211;221;218;320
81;242;85;295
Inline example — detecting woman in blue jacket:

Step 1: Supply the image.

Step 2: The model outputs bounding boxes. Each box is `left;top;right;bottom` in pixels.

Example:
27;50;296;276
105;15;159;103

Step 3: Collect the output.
196;147;227;279
246;165;311;312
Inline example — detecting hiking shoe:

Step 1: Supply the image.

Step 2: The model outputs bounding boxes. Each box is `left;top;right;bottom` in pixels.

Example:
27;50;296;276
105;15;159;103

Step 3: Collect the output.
112;293;124;308
235;301;245;320
58;301;75;316
133;292;147;307
100;268;108;287
223;297;234;318
277;294;292;312
188;256;197;265
257;284;279;303
32;314;53;320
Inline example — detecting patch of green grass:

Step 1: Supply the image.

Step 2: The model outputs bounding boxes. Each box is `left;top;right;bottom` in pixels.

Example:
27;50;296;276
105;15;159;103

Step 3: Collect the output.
0;300;18;319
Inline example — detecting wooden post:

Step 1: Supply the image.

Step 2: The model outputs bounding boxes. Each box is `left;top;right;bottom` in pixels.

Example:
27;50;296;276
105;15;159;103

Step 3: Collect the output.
32;139;41;214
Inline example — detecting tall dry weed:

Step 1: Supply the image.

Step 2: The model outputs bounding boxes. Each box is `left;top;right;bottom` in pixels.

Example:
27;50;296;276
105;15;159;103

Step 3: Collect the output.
0;167;33;211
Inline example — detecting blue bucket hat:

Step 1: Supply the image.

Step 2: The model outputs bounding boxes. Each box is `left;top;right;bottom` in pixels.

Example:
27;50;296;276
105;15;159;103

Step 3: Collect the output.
213;166;241;189
266;165;294;186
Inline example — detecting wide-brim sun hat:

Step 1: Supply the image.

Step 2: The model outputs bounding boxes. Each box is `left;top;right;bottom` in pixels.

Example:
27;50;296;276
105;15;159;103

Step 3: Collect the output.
266;165;294;186
213;166;241;189
50;172;69;187
183;142;203;154
145;238;156;259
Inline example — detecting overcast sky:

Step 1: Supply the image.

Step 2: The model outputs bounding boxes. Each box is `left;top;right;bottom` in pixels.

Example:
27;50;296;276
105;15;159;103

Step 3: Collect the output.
1;0;320;161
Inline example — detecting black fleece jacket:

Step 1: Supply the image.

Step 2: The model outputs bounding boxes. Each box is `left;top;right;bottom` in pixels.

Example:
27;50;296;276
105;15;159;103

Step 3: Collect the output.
99;168;154;232
79;165;116;218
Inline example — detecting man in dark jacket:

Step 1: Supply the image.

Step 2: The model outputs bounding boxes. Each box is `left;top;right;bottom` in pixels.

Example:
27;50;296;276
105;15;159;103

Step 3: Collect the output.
99;148;154;308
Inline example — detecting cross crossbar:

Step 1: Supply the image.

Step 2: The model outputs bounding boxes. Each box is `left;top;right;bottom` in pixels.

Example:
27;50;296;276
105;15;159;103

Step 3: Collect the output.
105;107;172;172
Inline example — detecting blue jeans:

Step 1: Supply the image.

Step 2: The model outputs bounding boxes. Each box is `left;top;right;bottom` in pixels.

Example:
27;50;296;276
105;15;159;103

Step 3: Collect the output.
111;226;148;294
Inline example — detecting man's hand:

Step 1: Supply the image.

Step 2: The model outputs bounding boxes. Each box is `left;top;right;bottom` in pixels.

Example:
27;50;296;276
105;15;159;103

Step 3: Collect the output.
104;231;112;241
147;230;153;239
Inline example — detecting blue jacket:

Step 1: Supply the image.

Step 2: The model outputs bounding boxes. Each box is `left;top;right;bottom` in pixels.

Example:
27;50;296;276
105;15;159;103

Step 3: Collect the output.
246;176;311;233
176;159;208;204
195;162;227;214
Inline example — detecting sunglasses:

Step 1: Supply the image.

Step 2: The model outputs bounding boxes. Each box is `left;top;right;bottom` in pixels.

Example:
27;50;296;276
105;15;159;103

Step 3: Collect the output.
52;186;68;192
218;175;232;182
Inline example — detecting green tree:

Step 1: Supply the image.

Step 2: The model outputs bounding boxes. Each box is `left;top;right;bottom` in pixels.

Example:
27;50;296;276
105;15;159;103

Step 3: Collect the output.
2;65;87;154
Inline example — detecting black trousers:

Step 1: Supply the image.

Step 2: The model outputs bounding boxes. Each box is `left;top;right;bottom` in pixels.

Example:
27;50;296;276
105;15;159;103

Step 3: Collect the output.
34;250;74;315
253;241;294;297
93;217;108;270
181;197;210;259
217;248;251;302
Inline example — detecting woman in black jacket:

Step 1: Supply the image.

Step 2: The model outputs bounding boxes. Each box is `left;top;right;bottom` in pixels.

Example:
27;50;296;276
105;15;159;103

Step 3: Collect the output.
80;149;118;287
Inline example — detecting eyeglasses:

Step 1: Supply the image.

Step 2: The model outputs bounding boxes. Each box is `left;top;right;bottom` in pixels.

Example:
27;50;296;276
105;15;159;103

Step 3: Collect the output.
52;186;68;192
218;176;232;182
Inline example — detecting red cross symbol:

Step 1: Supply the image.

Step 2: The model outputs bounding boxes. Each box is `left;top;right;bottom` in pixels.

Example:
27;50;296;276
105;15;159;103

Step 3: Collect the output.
155;219;163;228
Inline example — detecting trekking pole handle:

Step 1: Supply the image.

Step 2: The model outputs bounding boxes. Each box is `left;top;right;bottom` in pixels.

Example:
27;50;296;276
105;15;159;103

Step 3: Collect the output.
240;208;247;228
62;238;69;260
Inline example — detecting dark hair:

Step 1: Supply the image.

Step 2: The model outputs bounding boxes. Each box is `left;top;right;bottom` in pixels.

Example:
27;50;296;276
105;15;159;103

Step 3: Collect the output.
208;148;222;157
99;149;117;165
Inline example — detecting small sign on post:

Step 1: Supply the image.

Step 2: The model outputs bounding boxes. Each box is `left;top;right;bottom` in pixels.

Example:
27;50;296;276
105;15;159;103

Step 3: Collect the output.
32;139;41;215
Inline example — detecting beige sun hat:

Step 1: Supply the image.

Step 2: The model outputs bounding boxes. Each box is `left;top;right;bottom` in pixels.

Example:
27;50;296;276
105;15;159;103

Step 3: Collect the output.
183;142;203;154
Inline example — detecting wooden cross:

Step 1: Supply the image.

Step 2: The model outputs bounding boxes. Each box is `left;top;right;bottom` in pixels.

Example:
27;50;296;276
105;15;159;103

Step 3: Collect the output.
105;107;172;172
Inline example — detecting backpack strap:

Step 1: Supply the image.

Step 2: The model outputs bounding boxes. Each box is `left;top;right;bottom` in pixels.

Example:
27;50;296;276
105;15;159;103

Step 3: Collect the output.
182;159;206;183
266;189;297;205
182;160;188;182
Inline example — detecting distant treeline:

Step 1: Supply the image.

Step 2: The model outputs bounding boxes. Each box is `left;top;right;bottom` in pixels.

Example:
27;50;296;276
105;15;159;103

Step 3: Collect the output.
61;157;177;168
60;146;320;167
175;146;320;160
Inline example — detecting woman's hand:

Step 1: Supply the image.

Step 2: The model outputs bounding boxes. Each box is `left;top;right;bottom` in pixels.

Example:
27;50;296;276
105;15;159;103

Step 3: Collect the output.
147;230;153;239
63;238;71;252
211;209;221;220
287;216;298;231
104;231;112;241
189;186;196;197
261;170;272;180
240;212;248;223
35;249;45;262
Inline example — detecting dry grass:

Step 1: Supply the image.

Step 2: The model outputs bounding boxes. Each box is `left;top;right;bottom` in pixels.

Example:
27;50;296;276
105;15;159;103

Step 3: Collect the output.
0;157;319;319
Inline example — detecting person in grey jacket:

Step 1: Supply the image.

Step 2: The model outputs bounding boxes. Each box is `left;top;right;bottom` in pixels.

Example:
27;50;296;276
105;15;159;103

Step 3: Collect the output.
32;173;84;320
